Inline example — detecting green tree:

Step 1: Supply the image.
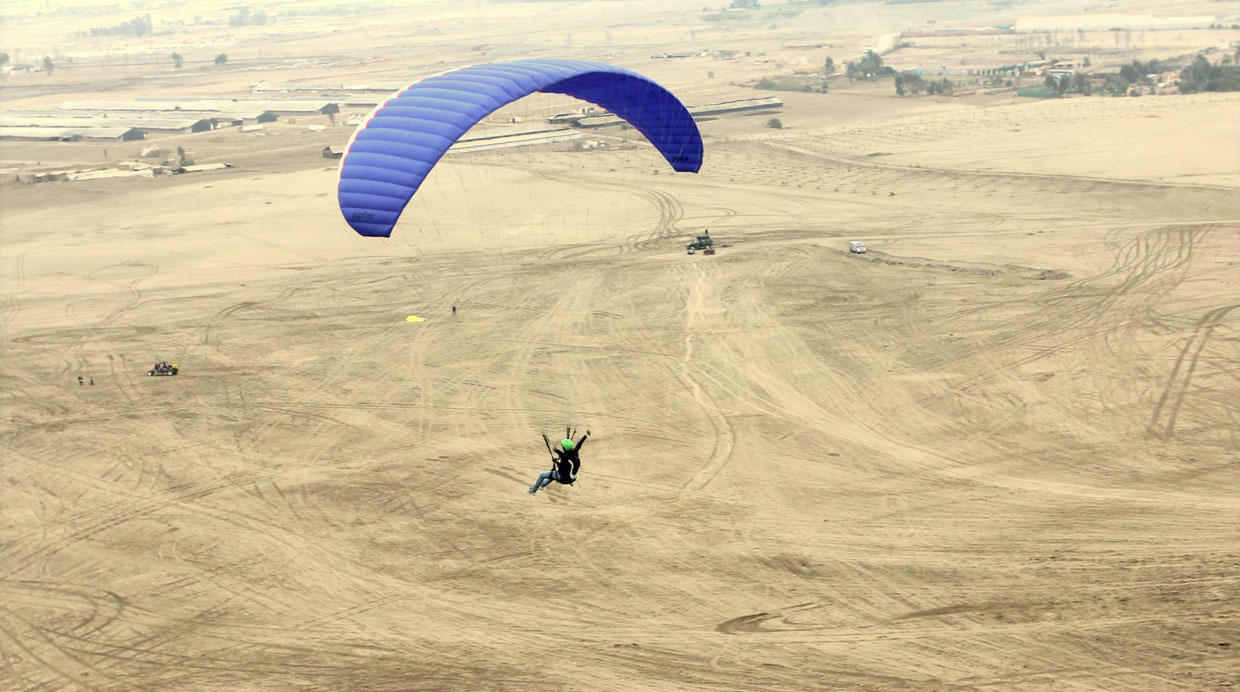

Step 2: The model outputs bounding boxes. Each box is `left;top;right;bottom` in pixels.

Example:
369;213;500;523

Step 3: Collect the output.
925;77;953;95
176;146;193;167
1120;59;1164;83
824;56;835;75
0;52;9;66
42;55;53;74
845;50;886;80
1179;55;1210;92
765;117;782;129
88;14;149;37
1179;54;1240;93
1072;72;1089;94
897;73;926;95
172;52;183;69
1083;56;1091;67
1101;75;1129;96
214;53;228;66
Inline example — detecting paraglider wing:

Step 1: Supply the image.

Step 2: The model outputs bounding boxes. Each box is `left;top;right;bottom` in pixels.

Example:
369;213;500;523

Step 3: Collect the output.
337;59;704;238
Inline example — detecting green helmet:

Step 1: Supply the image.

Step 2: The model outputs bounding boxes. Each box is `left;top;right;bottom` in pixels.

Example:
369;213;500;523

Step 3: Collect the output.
561;439;574;452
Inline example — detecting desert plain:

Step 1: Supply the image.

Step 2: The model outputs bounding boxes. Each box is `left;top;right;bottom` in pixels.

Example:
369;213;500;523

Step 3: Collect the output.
1;0;1238;689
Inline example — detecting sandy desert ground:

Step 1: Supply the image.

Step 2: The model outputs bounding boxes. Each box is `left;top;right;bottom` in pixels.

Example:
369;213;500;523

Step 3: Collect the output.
2;1;1239;690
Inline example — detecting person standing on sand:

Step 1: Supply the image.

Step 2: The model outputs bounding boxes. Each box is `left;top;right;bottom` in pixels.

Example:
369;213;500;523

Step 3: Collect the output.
452;304;457;317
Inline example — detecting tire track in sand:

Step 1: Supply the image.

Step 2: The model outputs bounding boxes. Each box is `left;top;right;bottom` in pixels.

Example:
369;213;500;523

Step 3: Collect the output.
680;262;735;491
1148;303;1239;438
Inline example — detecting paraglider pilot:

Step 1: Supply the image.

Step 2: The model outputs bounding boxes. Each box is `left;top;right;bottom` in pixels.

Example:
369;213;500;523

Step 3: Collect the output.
528;428;590;495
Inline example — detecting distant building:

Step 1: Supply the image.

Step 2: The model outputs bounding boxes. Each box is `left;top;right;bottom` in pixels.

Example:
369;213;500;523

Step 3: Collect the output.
908;60;1050;78
0;115;218;134
251;82;403;94
175;163;233;174
1152;72;1181;94
27;169;74;182
134;98;341;115
570;113;624;128
0;126;143;141
689;97;783;116
1156;71;1180;86
1013;14;1216;31
322;145;345;159
6;108;276;125
905;65;974;77
549;97;782;128
62;98;337;116
447;130;581;154
0;126;80;141
70;167;155;181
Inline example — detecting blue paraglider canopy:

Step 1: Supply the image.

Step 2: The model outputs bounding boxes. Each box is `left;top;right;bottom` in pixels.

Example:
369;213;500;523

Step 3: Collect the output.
337;59;704;237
